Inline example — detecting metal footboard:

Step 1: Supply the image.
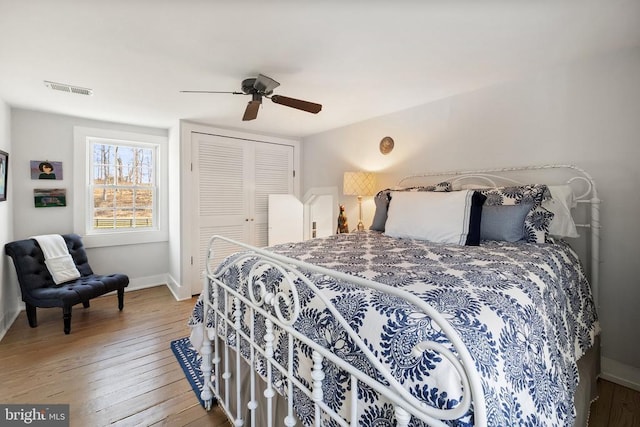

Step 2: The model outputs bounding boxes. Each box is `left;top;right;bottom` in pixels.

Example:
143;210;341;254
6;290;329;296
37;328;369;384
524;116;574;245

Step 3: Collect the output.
197;235;486;427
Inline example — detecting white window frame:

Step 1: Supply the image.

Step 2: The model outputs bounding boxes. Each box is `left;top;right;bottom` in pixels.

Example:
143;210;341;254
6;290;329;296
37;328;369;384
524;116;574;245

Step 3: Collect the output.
74;126;169;248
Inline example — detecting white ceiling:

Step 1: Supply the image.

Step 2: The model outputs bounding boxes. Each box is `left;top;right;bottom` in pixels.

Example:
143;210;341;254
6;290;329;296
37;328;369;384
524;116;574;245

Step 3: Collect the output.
1;1;639;138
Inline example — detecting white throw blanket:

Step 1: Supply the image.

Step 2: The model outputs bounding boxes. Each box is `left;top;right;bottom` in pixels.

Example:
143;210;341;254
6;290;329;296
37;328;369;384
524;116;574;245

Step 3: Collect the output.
31;234;81;285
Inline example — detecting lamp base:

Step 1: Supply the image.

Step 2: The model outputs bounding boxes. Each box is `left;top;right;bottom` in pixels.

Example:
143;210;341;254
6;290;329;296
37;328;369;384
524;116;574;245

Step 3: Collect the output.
356;196;365;232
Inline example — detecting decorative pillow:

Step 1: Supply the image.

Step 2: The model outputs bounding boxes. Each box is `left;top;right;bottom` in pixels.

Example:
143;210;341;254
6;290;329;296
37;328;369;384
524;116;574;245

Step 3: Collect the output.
543;185;579;238
478;184;554;243
466;192;487;246
525;206;556;243
385;190;476;245
369;181;451;232
480;184;549;207
480;203;532;242
370;192;391;231
413;182;452;192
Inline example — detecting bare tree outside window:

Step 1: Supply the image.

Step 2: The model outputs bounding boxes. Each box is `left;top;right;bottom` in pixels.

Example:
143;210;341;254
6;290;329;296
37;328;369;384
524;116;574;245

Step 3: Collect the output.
91;142;156;230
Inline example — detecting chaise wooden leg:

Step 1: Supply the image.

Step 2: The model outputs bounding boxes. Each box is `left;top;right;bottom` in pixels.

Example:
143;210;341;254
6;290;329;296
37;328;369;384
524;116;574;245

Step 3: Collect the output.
117;288;125;311
26;304;37;328
63;306;72;335
82;301;90;308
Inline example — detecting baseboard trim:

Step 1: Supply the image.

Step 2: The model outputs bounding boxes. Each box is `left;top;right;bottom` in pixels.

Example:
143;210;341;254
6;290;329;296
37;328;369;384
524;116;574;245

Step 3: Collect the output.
601;357;640;392
126;274;168;291
165;274;190;301
125;273;190;301
0;307;21;342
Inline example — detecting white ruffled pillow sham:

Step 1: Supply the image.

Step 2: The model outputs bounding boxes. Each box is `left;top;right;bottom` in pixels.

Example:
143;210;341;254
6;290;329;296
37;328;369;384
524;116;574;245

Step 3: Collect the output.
543;185;579;238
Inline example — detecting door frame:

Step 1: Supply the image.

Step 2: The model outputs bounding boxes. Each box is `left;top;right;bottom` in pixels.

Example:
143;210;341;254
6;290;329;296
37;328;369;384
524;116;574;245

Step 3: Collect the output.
179;121;301;298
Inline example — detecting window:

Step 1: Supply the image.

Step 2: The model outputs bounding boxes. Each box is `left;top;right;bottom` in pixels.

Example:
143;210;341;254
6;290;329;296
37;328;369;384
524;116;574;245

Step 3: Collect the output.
90;141;155;231
74;127;168;247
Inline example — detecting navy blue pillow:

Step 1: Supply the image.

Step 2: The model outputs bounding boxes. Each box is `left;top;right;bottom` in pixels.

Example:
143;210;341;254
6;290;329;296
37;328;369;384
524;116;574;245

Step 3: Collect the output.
465;192;487;246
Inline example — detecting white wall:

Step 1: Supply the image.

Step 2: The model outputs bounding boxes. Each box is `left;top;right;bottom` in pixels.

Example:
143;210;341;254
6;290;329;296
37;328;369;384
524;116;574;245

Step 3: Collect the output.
0;98;20;339
302;46;640;384
10;109;171;289
167;121;183;299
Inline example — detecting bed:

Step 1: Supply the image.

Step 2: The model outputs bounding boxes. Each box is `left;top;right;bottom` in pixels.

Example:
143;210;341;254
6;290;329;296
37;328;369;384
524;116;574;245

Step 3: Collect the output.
188;164;601;426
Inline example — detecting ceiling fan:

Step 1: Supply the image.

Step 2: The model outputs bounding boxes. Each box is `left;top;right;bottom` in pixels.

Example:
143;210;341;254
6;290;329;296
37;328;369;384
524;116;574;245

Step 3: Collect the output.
181;74;322;121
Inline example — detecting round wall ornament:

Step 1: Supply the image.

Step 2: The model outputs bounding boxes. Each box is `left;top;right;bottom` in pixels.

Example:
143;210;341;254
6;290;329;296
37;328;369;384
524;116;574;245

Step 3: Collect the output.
379;136;394;154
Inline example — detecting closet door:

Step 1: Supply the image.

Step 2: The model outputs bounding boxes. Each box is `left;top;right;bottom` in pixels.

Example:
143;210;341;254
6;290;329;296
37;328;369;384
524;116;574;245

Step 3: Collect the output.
191;132;294;295
192;133;251;288
253;142;294;247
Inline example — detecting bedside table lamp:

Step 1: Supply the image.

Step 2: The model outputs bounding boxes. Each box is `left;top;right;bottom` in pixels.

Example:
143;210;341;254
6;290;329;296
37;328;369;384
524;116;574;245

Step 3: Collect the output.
343;171;377;231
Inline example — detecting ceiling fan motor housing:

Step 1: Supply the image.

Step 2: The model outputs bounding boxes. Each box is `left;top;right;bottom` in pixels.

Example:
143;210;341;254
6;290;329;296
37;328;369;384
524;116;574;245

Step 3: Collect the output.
242;74;280;96
241;78;258;94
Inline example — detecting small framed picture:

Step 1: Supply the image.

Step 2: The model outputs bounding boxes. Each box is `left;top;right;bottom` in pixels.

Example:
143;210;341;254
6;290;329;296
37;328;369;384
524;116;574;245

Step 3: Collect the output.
0;150;8;202
30;160;63;180
34;188;67;208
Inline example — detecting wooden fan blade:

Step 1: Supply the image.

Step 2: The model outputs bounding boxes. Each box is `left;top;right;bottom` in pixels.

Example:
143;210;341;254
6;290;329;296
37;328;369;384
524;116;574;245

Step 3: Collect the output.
242;100;261;121
271;95;322;114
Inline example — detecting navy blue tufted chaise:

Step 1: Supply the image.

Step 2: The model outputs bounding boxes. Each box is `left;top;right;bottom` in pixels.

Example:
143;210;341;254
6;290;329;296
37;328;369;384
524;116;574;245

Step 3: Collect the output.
4;233;129;334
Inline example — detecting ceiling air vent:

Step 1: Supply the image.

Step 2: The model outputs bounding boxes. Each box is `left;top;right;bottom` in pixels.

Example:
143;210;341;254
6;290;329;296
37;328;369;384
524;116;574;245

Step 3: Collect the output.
44;80;93;96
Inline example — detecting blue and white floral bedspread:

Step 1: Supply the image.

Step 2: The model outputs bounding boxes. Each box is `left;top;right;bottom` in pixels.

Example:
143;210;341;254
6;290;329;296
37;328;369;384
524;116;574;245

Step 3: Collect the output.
189;231;599;426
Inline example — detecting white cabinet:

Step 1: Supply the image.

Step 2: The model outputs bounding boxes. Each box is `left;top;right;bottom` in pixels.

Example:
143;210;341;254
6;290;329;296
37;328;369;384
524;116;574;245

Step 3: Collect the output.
303;187;338;240
268;194;303;246
189;131;295;294
267;187;338;246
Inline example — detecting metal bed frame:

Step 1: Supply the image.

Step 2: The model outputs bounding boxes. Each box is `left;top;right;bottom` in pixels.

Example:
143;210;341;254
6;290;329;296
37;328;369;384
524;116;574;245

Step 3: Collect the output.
195;164;600;427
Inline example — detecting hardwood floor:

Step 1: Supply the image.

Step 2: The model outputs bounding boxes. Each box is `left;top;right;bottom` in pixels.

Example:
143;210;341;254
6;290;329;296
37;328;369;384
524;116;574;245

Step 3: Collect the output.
0;286;638;427
0;286;230;427
589;379;640;427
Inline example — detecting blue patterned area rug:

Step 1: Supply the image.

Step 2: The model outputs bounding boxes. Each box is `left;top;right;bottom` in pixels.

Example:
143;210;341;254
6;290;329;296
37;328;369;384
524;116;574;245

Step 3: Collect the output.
171;336;213;407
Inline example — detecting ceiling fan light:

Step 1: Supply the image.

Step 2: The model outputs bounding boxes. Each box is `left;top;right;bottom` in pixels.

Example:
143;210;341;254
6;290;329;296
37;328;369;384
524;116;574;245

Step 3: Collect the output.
253;74;280;95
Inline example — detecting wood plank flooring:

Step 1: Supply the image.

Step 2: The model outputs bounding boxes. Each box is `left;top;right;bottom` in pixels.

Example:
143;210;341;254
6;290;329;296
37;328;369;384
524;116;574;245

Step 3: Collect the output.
0;286;229;427
0;286;638;427
590;378;640;427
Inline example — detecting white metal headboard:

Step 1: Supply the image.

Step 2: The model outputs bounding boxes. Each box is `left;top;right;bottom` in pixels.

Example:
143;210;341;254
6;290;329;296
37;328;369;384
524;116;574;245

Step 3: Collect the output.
397;164;601;308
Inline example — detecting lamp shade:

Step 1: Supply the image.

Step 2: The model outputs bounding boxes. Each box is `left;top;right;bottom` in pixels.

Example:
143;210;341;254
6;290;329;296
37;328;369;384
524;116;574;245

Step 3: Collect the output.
343;171;377;196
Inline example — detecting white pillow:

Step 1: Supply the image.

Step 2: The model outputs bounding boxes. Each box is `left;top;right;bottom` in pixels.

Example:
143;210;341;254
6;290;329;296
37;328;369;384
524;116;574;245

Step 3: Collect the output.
543;185;579;238
385;190;474;245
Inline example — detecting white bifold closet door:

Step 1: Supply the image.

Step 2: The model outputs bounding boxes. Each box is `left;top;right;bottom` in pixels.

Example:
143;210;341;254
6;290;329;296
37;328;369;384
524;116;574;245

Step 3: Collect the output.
191;132;294;294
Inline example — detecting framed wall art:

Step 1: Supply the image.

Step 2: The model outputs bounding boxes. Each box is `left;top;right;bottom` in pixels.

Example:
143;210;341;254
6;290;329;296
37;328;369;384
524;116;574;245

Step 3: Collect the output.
0;150;7;202
30;160;63;180
34;188;67;208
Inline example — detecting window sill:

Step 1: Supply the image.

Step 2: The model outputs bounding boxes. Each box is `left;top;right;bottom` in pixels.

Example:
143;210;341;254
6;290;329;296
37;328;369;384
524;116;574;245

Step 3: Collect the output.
81;229;169;248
